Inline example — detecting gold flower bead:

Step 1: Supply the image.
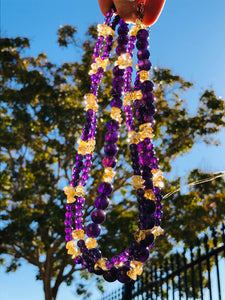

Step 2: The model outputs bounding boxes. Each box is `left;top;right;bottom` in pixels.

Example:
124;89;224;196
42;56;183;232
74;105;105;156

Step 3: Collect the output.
131;175;145;190
72;229;85;240
85;238;98;249
144;189;155;200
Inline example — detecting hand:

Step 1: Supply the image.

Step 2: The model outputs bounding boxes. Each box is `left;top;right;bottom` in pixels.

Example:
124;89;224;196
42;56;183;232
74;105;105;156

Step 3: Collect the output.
98;0;166;26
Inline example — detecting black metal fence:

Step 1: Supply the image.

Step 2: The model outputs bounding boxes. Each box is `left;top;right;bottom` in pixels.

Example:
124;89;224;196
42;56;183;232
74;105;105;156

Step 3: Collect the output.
101;224;225;300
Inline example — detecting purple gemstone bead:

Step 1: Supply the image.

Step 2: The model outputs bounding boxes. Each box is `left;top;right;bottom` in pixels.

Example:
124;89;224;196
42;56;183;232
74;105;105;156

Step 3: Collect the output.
76;224;84;230
94;195;110;210
82;166;90;173
75;256;83;264
139;154;152;166
137;29;149;40
116;44;126;55
112;255;120;265
110;98;123;108
75;210;83;217
66;204;73;211
105;131;119;143
98;182;113;196
134;247;150;262
103;267;118;282
113;66;124;76
64;219;73;226
65;234;73;242
104;143;118;156
140;234;155;247
65;211;73;218
77;239;85;248
137;49;150;60
75;217;83;224
77;197;85;204
81;173;89;180
65;227;72;234
143;93;155;106
78;179;86;186
91;209;106;224
117;266;132;283
102;156;117;168
136;39;148;50
84;160;92;167
86;223;101;238
107;120;120;132
119;253;128;262
112;76;124;87
139;59;152;71
117;34;129;45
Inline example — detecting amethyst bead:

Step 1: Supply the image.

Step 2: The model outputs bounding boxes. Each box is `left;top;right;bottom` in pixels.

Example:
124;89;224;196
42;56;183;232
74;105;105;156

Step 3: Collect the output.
117;266;132;283
104;143;118;156
137;49;150;60
136;39;148;50
138;59;152;71
91;209;106;224
98;182;113;196
113;66;124;76
86;223;101;238
107;119;120;132
102;156;117;168
137;29;149;40
110;98;123;108
94;195;110;210
105;131;119;143
103;267;118;282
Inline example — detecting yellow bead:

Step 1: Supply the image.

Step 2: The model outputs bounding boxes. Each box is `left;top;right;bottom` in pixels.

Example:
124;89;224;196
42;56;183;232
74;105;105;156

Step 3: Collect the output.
139;70;149;82
144;189;155;200
67;196;76;203
151;226;164;237
72;229;85;240
139;131;155;140
123;92;132;106
103;167;116;183
133;90;143;100
110;107;122;123
66;241;76;249
130;261;143;276
63;186;76;197
75;185;86;197
85;238;98;249
128;131;140;144
152;169;164;188
127;269;137;280
139;123;153;132
115;53;132;69
88;57;110;75
97;24;116;37
134;230;146;242
84;93;98;112
152;169;163;177
94;258;108;271
131;175;145;190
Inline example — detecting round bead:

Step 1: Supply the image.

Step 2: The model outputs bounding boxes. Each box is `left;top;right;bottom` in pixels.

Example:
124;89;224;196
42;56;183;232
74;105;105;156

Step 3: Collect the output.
136;39;148;50
105;131;119;143
103;267;118;282
94;195;110;210
102;156;117;168
110;98;123;108
91;209;106;224
113;66;124;76
117;266;132;283
137;29;149;40
137;49;150;60
104;143;118;156
139;59;152;71
98;182;113;196
107;120;120;132
86;223;101;238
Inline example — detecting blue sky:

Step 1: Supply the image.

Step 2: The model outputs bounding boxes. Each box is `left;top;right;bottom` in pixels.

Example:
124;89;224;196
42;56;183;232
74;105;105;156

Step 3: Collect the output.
1;0;225;299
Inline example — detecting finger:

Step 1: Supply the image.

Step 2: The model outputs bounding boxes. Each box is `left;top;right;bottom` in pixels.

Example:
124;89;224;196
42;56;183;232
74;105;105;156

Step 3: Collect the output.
143;0;166;26
98;0;114;16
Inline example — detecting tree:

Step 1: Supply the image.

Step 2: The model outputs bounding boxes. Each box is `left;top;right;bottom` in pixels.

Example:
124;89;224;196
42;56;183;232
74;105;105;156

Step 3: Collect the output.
0;25;225;300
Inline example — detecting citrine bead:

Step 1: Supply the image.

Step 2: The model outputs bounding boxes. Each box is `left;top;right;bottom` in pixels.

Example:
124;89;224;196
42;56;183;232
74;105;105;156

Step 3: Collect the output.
85;238;98;249
123;92;132;106
66;241;76;250
128;131;140;144
115;53;132;69
151;226;164;237
139;70;149;82
144;189;155;200
103;167;116;183
110;107;122;123
127;269;137;280
94;257;108;271
64;186;76;197
131;175;145;190
72;229;85;240
97;24;116;37
75;185;86;197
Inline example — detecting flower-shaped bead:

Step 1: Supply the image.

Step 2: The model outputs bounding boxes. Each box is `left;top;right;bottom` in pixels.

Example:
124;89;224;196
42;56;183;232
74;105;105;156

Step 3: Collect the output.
139;70;149;82
75;185;86;197
151;226;164;238
84;93;98;112
110;107;122;123
115;53;132;69
97;24;116;38
131;175;145;190
89;57;110;75
130;261;143;276
144;189;155;200
94;257;108;271
85;238;98;249
72;229;85;240
103;167;116;183
123;92;132;106
128;131;140;144
64;186;76;203
66;241;77;250
133;90;143;100
152;169;164;188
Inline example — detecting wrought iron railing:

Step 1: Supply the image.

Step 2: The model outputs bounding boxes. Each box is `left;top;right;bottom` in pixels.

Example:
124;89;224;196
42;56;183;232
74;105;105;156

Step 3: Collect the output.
100;224;225;300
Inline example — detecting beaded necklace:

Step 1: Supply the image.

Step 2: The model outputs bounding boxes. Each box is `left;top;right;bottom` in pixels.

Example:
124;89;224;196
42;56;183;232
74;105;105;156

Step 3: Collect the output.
63;6;164;283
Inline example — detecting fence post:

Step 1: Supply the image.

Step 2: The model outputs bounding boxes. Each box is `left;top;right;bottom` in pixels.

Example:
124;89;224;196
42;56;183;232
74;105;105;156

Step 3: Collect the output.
122;281;134;300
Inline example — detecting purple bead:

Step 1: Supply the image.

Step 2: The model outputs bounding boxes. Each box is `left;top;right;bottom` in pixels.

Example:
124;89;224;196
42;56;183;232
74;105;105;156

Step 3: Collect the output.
84;160;92;167
75;256;83;264
65;234;72;242
117;266;132;283
98;182;113;196
113;66;124;76
110;98;123;108
139;154;152;166
65;211;73;218
75;210;83;217
76;224;84;230
137;49;150;60
107;120;120;132
137;29;149;40
112;76;124;87
117;34;129;45
140;234;155;247
116;44;126;55
111;86;122;98
136;39;148;50
94;195;110;210
64;219;73;226
86;223;101;238
76;154;83;161
134;247;149;263
119;253;128;262
77;239;85;248
112;255;120;265
143;93;154;105
66;204;73;211
103;267;118;282
139;59;152;71
65;227;72;234
91;209;106;224
81;173;89;180
75;217;83;224
77;197;85;204
105;131;119;143
104;143;118;156
102;156;117;168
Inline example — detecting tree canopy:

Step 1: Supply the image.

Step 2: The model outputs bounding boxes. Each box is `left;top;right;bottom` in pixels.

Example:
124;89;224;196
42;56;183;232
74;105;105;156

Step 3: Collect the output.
0;25;225;300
